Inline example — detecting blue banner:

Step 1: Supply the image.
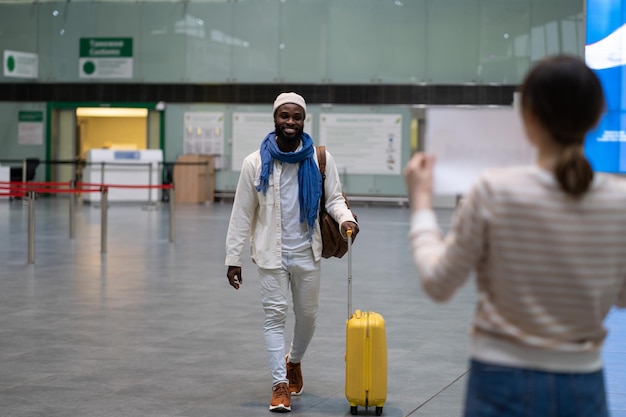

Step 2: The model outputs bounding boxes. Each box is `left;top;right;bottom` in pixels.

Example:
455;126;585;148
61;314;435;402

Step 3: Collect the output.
585;0;626;173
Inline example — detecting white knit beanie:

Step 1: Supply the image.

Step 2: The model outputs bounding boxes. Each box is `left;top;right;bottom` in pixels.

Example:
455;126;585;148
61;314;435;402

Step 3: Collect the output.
273;92;306;115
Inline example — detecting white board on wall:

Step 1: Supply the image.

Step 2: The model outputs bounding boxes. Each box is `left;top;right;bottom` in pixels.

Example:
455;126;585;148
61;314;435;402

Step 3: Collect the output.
424;107;535;195
230;112;314;171
319;113;403;175
183;112;225;168
231;112;272;171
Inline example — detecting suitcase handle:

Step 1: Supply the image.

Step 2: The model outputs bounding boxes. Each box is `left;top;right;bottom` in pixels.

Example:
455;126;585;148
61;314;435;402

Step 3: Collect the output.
347;229;353;320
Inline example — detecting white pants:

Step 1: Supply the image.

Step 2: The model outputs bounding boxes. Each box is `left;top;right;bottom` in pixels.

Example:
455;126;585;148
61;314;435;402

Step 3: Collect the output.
258;248;320;386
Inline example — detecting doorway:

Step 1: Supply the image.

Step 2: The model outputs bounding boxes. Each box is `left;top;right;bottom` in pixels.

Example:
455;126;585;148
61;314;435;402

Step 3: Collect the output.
47;102;163;185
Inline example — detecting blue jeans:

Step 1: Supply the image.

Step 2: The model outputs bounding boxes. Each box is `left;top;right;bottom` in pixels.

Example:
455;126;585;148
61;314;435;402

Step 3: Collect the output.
464;359;609;417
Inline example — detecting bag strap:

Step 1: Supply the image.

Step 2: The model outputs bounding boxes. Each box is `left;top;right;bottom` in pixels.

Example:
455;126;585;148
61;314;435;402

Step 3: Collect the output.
316;145;326;176
316;146;327;214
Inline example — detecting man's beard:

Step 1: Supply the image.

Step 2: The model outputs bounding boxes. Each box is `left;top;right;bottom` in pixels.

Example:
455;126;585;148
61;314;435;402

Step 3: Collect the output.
275;123;303;141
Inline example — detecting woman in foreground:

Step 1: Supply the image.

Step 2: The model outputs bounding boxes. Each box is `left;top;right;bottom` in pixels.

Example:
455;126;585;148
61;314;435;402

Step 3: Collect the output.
405;55;626;417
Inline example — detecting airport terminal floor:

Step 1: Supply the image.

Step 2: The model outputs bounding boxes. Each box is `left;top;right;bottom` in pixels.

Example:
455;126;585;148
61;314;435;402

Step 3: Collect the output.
1;198;624;417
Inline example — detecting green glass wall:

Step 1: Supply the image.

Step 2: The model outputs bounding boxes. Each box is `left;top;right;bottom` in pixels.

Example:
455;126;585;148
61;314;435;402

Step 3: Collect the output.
0;0;583;85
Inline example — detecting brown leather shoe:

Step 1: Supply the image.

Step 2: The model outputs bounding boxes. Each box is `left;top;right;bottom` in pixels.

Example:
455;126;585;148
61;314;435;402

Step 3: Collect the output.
286;356;303;396
269;382;291;412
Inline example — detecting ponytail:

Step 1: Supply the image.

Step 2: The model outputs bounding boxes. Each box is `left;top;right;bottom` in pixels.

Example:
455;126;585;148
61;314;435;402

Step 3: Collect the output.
520;55;605;198
553;145;593;198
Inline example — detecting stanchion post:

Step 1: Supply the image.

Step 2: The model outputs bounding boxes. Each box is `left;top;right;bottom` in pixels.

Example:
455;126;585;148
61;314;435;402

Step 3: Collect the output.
75;161;84;206
28;191;35;264
143;162;157;211
100;161;105;186
205;160;212;205
159;161;165;202
169;183;175;243
147;162;153;206
22;159;28;206
21;158;26;183
101;186;108;254
69;180;76;239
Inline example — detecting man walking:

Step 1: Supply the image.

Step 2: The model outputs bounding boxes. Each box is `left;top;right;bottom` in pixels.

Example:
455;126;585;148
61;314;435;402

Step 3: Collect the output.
225;92;358;412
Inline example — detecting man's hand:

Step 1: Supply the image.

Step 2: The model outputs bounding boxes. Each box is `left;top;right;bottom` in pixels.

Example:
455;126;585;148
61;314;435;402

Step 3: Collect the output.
341;221;359;241
227;266;242;290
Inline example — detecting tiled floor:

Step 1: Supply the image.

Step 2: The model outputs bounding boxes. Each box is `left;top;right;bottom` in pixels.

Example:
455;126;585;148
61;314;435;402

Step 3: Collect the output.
0;198;624;417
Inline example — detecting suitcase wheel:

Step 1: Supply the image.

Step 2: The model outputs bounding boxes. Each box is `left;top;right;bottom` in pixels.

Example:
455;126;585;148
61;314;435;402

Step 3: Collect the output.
348;405;383;415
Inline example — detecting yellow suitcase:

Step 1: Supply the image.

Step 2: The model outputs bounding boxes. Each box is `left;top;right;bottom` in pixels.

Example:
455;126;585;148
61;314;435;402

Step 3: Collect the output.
344;231;388;416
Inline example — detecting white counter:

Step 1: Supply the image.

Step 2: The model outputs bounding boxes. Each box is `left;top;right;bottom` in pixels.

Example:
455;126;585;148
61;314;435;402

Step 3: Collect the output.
82;149;163;203
0;165;9;199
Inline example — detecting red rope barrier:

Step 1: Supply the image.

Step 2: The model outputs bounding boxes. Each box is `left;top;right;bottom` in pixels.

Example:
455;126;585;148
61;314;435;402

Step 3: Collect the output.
0;180;173;195
0;181;66;185
76;182;173;189
28;188;101;194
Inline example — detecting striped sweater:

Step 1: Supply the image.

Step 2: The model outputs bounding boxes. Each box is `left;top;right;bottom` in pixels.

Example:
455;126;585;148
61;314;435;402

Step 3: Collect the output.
409;165;626;372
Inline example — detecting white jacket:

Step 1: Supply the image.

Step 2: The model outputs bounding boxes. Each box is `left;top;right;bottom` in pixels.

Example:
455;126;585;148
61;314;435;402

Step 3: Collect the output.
225;148;356;269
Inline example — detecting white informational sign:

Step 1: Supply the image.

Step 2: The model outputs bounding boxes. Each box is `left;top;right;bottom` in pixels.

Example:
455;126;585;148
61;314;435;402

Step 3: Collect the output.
183;112;225;168
231;112;273;171
230;112;314;171
319;113;403;175
79;38;133;79
18;111;44;145
4;50;38;79
424;107;535;195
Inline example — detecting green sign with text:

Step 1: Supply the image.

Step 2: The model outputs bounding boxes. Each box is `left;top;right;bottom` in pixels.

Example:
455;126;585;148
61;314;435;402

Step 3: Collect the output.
79;37;134;79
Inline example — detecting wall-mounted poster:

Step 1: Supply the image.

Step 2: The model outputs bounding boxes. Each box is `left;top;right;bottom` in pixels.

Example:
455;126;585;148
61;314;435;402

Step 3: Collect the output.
319;113;403;175
183;112;225;167
4;50;38;79
18;110;44;145
231;112;314;171
231;112;274;172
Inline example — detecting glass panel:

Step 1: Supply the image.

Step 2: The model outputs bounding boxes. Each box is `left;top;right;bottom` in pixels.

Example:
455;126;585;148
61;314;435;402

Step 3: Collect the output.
478;0;530;83
91;3;141;81
138;2;187;83
231;0;280;83
560;0;584;58
327;0;427;84
2;0;585;85
185;1;233;82
530;25;546;61
560;16;583;56
327;0;381;83
426;0;480;83
0;4;38;52
279;0;330;83
377;0;427;84
94;3;141;36
38;2;97;81
0;4;37;81
530;0;583;63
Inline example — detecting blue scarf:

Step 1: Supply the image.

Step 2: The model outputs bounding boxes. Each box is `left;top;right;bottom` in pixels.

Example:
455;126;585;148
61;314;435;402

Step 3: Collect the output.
257;132;322;237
